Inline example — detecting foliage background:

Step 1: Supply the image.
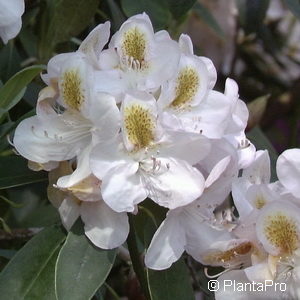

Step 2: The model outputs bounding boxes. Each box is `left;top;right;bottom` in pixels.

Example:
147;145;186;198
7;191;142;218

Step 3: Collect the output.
0;0;300;299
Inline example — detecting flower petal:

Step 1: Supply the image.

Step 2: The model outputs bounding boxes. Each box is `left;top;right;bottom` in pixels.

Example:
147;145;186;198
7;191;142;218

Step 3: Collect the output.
80;201;129;249
145;210;186;270
58;196;80;230
101;163;147;212
14;114;90;163
147;158;205;209
276;148;300;197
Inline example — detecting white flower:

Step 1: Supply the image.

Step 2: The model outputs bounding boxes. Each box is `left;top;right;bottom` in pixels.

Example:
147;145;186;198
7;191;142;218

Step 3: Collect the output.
14;55;120;188
95;13;180;100
145;141;239;270
0;0;24;44
41;21;111;85
157;34;233;139
223;78;256;168
90;92;210;213
276;148;300;199
48;162;129;249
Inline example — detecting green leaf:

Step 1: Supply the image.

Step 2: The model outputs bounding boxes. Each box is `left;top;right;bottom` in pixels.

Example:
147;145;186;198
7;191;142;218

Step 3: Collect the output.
55;220;117;300
236;0;270;33
193;2;225;39
0;42;22;82
121;0;171;30
0;225;66;300
247;126;278;181
166;0;197;18
107;0;127;31
0;156;47;189
147;258;195;300
39;0;98;60
0;65;45;119
285;0;300;19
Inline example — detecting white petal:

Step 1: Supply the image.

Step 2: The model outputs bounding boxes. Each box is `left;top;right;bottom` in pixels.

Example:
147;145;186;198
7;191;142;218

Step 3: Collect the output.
58;196;80;230
0;19;22;44
158;54;210;109
121;92;163;152
178;34;194;55
14;115;90;163
160;131;211;165
237;141;256;169
94;69;126;101
256;201;300;256
80;201;129;249
58;54;93;112
101;163;147;212
145;211;186;270
183;90;232;138
79;21;110;67
232;178;253;218
277;148;300;197
244;261;273;282
147;158;205;209
57;143;93;189
98;48;119;70
0;0;24;43
205;156;231;188
85;92;120;140
41;53;72;85
182;207;233;262
243;150;271;184
90;137;130;179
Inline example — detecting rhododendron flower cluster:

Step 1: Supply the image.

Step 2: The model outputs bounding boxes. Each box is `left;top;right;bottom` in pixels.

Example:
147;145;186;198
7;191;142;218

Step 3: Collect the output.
17;12;299;297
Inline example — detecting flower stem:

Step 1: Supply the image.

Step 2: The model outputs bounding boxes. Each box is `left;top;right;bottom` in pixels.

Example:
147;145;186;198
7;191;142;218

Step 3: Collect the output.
127;214;151;299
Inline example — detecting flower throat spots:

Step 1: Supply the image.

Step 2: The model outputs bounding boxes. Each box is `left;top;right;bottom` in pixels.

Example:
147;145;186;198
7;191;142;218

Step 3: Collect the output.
124;104;155;151
61;69;84;111
122;28;146;65
264;213;299;255
170;67;200;109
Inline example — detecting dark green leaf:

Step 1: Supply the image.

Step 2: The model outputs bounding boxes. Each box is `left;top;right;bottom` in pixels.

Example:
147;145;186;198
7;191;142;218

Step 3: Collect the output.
107;0;127;31
166;0;197;18
121;0;171;30
147;258;195;300
236;0;270;33
0;65;44;119
285;0;300;19
247;126;278;181
55;220;117;300
0;226;66;300
0;156;47;189
51;0;98;44
193;2;225;38
0;42;22;81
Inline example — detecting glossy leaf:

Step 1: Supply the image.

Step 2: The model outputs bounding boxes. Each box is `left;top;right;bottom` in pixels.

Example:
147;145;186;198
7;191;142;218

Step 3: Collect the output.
0;65;44;119
147;258;195;300
0;225;66;300
121;0;171;30
47;0;99;44
0;156;47;189
55;220;117;300
167;0;197;18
